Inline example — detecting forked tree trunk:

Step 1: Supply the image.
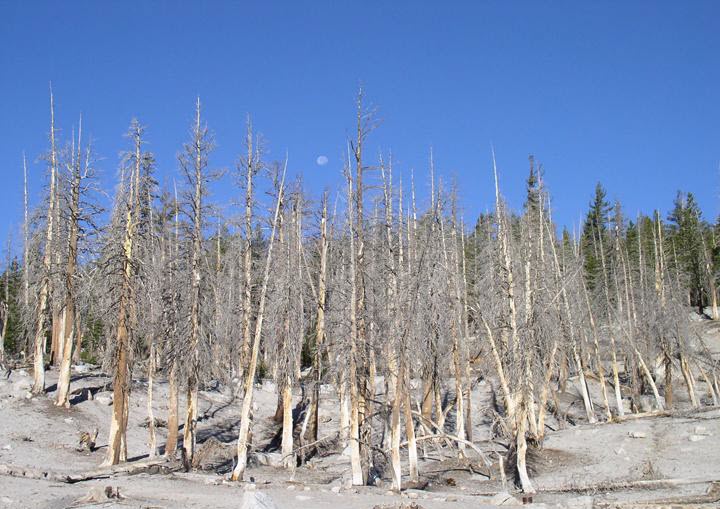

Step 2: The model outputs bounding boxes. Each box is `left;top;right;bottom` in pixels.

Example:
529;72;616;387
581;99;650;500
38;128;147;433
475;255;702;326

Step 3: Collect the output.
230;162;286;482
680;353;699;408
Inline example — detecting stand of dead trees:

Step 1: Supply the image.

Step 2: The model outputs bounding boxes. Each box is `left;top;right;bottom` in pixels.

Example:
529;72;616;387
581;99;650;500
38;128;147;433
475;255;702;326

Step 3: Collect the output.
3;90;720;494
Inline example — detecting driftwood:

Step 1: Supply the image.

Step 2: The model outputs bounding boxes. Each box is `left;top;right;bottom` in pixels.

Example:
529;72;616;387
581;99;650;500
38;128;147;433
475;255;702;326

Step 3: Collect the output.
0;458;178;484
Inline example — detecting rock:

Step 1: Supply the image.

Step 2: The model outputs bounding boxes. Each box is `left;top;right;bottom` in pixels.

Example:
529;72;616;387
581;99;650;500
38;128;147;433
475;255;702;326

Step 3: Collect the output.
2;444;11;450
490;492;521;506
94;392;112;406
295;495;311;501
64;417;73;424
446;495;458;502
254;452;283;467
331;486;341;493
694;425;710;436
689;434;707;442
0;496;12;504
240;491;279;509
628;431;647;439
286;484;296;491
73;363;92;374
73;486;123;505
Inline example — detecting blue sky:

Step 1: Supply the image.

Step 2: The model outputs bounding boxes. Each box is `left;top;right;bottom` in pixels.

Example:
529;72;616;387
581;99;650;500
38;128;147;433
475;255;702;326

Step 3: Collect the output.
1;1;719;252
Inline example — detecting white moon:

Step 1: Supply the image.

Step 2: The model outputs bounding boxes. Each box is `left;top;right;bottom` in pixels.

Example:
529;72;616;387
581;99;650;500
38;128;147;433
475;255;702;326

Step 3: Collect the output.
316;155;329;166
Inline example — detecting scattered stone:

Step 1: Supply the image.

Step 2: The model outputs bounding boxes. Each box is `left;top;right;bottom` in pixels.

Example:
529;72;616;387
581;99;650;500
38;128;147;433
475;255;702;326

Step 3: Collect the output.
240;491;279;509
73;486;123;505
628;431;647;439
254;452;283;467
694;425;710;436
94;392;112;405
0;496;12;504
689;434;707;442
490;492;521;506
73;363;92;374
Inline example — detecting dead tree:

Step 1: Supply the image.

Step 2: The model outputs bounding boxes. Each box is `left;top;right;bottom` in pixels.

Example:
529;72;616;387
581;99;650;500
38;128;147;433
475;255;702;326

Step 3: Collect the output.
104;120;146;466
230;160;287;482
179;98;215;464
32;88;60;394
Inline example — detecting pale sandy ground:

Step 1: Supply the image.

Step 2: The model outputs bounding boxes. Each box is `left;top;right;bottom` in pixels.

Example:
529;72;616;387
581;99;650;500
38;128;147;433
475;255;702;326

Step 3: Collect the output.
1;321;719;508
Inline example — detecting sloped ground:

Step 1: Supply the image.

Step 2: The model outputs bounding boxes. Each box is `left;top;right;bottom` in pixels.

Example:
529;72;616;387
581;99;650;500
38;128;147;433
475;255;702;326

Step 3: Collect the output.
1;326;719;509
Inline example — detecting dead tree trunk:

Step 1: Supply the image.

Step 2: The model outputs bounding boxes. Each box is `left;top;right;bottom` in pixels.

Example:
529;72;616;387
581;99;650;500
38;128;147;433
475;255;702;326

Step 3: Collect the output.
56;119;84;408
104;122;143;466
230;161;286;482
32;89;59;395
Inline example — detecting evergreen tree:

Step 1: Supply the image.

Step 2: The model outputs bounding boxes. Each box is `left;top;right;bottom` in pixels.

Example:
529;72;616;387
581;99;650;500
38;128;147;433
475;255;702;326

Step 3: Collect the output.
581;182;611;290
667;191;706;313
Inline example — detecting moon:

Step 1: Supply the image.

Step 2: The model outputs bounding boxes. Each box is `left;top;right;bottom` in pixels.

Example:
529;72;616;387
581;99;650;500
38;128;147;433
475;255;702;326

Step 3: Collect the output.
316;155;329;166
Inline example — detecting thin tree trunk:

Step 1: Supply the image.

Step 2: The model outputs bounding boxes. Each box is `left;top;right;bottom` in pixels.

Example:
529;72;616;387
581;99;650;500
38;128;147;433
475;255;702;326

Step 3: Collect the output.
32;88;58;395
230;161;286;482
165;363;179;458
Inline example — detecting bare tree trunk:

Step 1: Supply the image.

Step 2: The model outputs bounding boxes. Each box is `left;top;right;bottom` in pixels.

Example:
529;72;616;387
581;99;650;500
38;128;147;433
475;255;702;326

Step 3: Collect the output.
104;122;142;466
680;353;699;408
346;161;364;486
183;99;207;465
32;88;58;395
146;342;157;457
281;378;294;468
165;363;179;458
230;162;286;482
309;193;328;442
240;118;255;381
56;121;84;408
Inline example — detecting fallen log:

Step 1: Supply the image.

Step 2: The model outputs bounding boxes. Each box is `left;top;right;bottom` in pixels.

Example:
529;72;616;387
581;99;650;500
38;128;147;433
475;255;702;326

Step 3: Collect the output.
0;458;179;484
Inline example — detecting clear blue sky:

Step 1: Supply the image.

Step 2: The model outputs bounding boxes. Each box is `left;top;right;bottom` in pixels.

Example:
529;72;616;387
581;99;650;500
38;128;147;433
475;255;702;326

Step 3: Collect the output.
1;1;719;252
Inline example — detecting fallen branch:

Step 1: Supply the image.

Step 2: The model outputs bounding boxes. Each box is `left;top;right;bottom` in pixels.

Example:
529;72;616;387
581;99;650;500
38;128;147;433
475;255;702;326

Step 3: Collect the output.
0;458;178;484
